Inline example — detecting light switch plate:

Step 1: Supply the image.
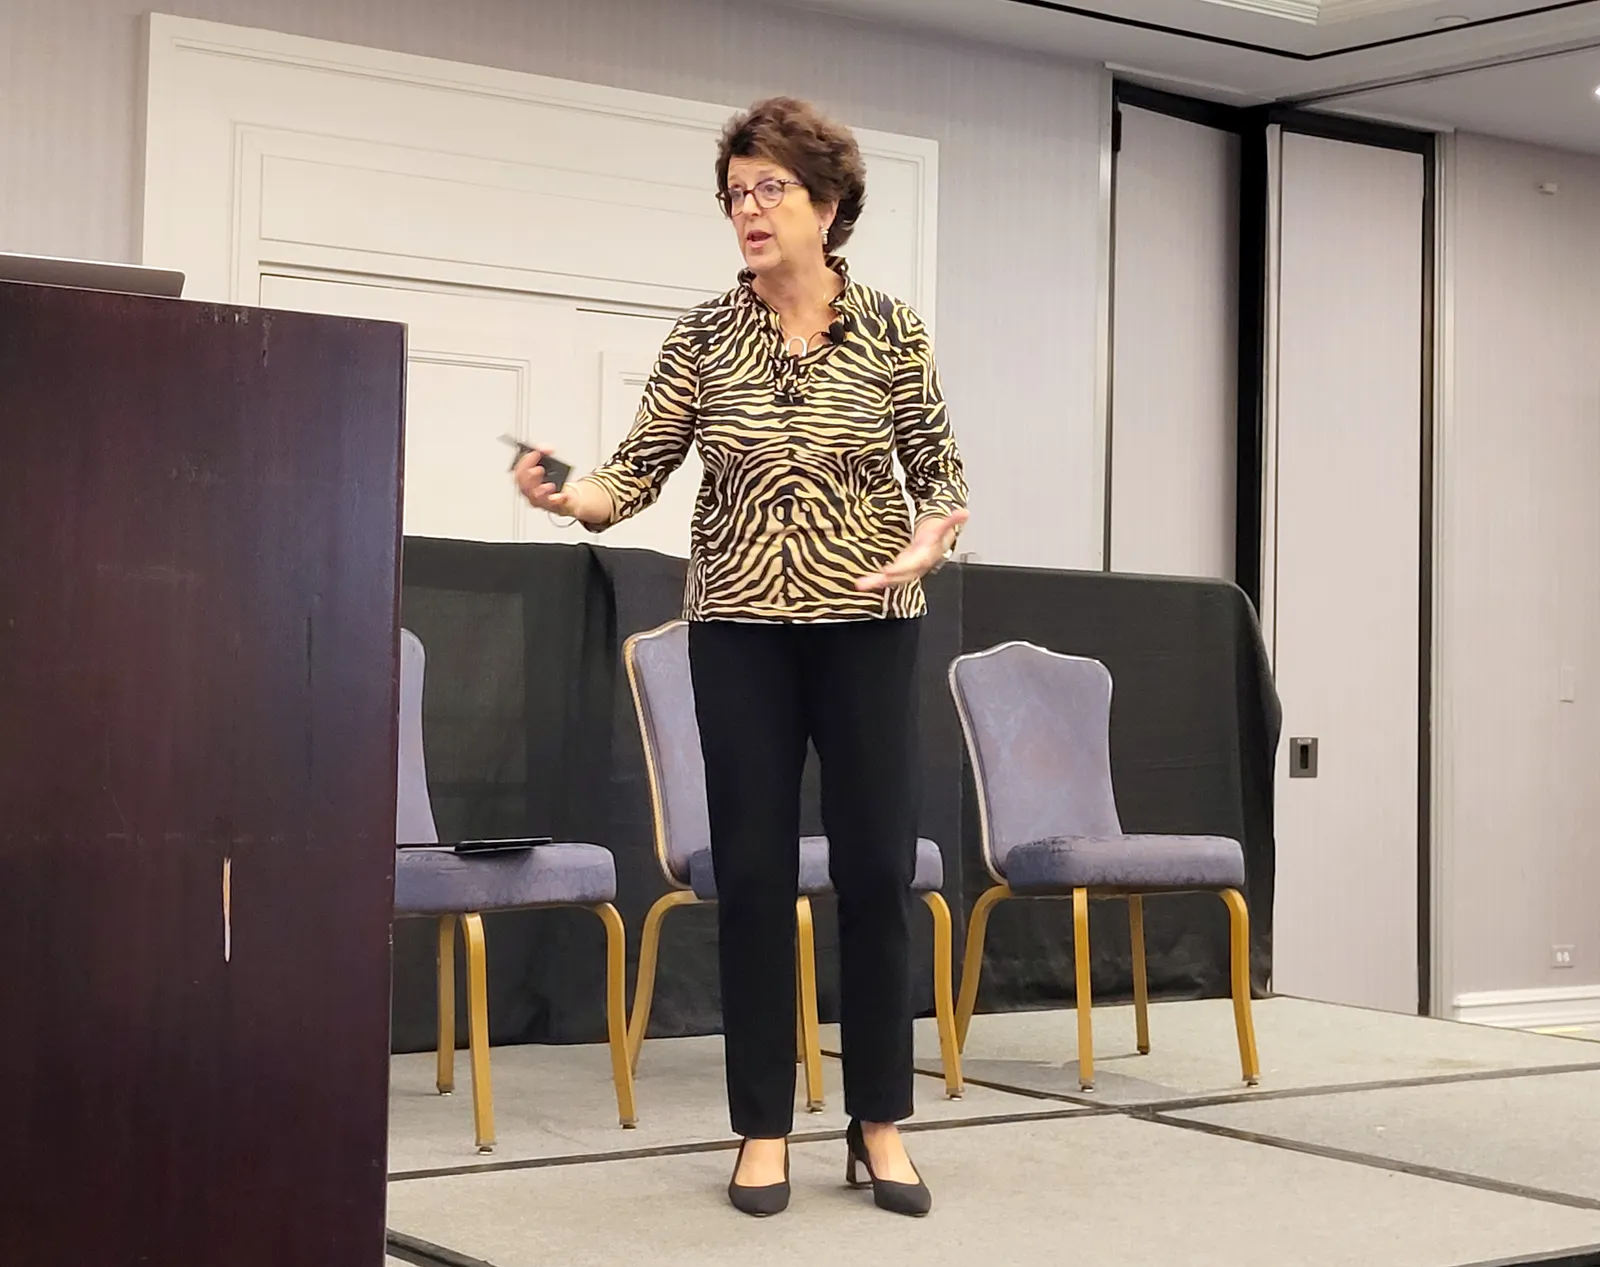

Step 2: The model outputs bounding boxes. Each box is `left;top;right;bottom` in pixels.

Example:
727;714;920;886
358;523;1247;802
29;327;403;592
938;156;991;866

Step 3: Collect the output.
1289;737;1318;778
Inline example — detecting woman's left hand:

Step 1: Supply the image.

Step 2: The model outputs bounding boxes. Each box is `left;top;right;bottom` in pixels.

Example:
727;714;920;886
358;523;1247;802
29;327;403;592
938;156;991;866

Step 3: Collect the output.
855;509;969;592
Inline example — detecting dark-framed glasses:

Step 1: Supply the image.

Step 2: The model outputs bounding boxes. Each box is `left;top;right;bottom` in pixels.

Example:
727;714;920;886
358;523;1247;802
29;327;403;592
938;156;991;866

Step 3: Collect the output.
718;178;806;217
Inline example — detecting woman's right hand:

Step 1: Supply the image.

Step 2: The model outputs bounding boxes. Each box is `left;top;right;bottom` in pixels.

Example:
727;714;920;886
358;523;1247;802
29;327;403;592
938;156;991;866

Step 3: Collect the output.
513;448;574;514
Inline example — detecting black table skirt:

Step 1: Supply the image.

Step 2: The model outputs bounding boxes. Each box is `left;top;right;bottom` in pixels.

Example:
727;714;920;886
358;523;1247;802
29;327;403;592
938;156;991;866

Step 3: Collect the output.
394;540;1280;1053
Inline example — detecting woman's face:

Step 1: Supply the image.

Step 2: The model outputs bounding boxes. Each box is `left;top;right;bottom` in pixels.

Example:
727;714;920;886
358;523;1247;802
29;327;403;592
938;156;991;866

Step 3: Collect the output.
725;155;834;275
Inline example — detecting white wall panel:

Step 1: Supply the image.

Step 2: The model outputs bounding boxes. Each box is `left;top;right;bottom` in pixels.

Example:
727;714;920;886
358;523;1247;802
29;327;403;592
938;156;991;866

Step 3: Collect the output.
147;40;937;318
0;0;1108;570
256;274;609;545
1440;134;1600;1010
1268;131;1424;1015
1109;106;1239;580
142;19;935;551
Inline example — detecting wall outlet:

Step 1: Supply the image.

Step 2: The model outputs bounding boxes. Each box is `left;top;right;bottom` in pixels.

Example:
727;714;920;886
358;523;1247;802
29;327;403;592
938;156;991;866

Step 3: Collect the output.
1552;944;1575;969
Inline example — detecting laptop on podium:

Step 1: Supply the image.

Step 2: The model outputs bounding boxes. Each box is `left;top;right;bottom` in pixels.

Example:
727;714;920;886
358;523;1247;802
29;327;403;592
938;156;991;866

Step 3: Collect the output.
0;251;185;298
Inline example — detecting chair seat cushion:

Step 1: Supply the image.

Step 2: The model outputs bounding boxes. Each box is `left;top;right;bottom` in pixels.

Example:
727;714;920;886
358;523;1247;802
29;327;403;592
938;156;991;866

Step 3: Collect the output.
687;835;945;901
394;842;617;915
1004;834;1245;894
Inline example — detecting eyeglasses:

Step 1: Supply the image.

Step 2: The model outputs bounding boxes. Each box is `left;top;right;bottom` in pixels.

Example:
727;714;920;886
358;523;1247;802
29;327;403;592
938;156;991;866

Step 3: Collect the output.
717;178;806;217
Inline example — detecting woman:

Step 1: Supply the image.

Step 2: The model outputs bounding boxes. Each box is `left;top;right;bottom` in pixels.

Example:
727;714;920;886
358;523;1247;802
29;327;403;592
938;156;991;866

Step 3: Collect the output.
515;97;967;1218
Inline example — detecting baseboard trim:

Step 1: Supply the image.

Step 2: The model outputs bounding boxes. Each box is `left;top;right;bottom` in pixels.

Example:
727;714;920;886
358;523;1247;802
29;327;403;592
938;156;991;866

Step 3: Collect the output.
1452;985;1600;1030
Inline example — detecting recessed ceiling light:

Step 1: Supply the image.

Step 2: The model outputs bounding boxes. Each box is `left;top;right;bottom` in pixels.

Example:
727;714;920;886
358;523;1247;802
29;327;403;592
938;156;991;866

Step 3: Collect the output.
1433;14;1469;25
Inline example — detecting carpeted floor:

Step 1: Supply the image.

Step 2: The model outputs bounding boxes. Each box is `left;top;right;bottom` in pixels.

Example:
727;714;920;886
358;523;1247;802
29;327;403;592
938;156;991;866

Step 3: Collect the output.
385;999;1600;1267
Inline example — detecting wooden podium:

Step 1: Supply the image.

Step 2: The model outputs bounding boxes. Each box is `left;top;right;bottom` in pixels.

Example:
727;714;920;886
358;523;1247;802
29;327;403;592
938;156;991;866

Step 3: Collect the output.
0;281;406;1265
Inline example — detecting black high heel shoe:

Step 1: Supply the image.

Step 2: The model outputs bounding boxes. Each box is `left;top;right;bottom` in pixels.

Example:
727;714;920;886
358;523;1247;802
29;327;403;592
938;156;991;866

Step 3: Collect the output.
845;1119;931;1217
728;1138;790;1217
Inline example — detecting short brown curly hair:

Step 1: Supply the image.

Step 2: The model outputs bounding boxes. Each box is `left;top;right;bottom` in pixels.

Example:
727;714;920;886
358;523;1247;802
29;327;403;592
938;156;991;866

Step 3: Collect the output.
715;97;867;252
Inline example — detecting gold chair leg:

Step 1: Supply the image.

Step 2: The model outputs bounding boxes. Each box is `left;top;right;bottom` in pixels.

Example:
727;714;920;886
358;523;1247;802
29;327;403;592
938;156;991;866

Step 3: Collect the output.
1221;888;1261;1085
1073;888;1094;1090
436;915;456;1095
796;896;825;1113
955;883;1011;1052
1129;895;1150;1055
922;891;964;1098
593;903;639;1127
627;889;698;1073
461;912;496;1152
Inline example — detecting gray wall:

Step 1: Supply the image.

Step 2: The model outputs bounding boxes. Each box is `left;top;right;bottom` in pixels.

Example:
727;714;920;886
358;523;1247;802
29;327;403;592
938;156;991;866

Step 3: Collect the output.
1439;132;1600;1006
14;3;1593;1012
0;0;1109;571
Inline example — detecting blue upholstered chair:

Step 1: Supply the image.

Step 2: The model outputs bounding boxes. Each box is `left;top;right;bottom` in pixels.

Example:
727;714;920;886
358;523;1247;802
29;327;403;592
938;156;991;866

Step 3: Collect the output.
394;629;636;1152
622;620;963;1107
948;640;1259;1091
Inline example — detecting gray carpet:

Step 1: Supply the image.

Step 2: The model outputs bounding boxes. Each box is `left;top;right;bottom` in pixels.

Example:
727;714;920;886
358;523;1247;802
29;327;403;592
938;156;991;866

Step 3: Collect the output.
386;1001;1600;1267
387;1115;1600;1267
1169;1067;1600;1200
389;1032;1056;1174
896;996;1600;1106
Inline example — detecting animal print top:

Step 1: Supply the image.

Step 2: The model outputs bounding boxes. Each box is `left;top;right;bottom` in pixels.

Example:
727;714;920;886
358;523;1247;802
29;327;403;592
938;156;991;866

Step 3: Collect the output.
579;259;968;623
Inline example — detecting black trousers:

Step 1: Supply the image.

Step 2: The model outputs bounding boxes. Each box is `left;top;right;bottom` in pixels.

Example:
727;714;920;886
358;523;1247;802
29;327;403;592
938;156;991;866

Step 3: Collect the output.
687;617;920;1139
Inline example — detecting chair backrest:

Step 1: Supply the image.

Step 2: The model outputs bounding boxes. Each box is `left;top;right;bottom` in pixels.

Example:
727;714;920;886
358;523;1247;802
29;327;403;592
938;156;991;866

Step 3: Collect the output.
623;620;705;887
948;641;1122;879
397;628;440;846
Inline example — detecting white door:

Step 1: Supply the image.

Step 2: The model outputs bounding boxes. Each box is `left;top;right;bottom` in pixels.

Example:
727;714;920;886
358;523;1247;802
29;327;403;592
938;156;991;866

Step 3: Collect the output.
259;275;696;554
142;18;938;558
1265;131;1425;1014
580;309;702;556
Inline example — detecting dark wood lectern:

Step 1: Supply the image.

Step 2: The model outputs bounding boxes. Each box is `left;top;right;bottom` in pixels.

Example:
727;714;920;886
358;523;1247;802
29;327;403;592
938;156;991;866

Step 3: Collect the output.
0;281;406;1265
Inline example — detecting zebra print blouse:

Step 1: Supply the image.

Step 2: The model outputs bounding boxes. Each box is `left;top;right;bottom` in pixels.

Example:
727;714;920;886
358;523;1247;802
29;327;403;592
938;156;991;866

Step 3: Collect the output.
579;259;968;623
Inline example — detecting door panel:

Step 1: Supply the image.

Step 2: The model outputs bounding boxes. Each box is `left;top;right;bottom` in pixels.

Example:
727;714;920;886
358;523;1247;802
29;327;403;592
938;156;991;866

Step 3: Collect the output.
1110;105;1239;579
261;275;603;544
581;310;698;558
1267;132;1424;1014
260;275;702;555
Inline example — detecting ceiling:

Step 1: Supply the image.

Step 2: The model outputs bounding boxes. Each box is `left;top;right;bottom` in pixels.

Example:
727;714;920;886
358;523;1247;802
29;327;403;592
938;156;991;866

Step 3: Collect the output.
775;0;1600;152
